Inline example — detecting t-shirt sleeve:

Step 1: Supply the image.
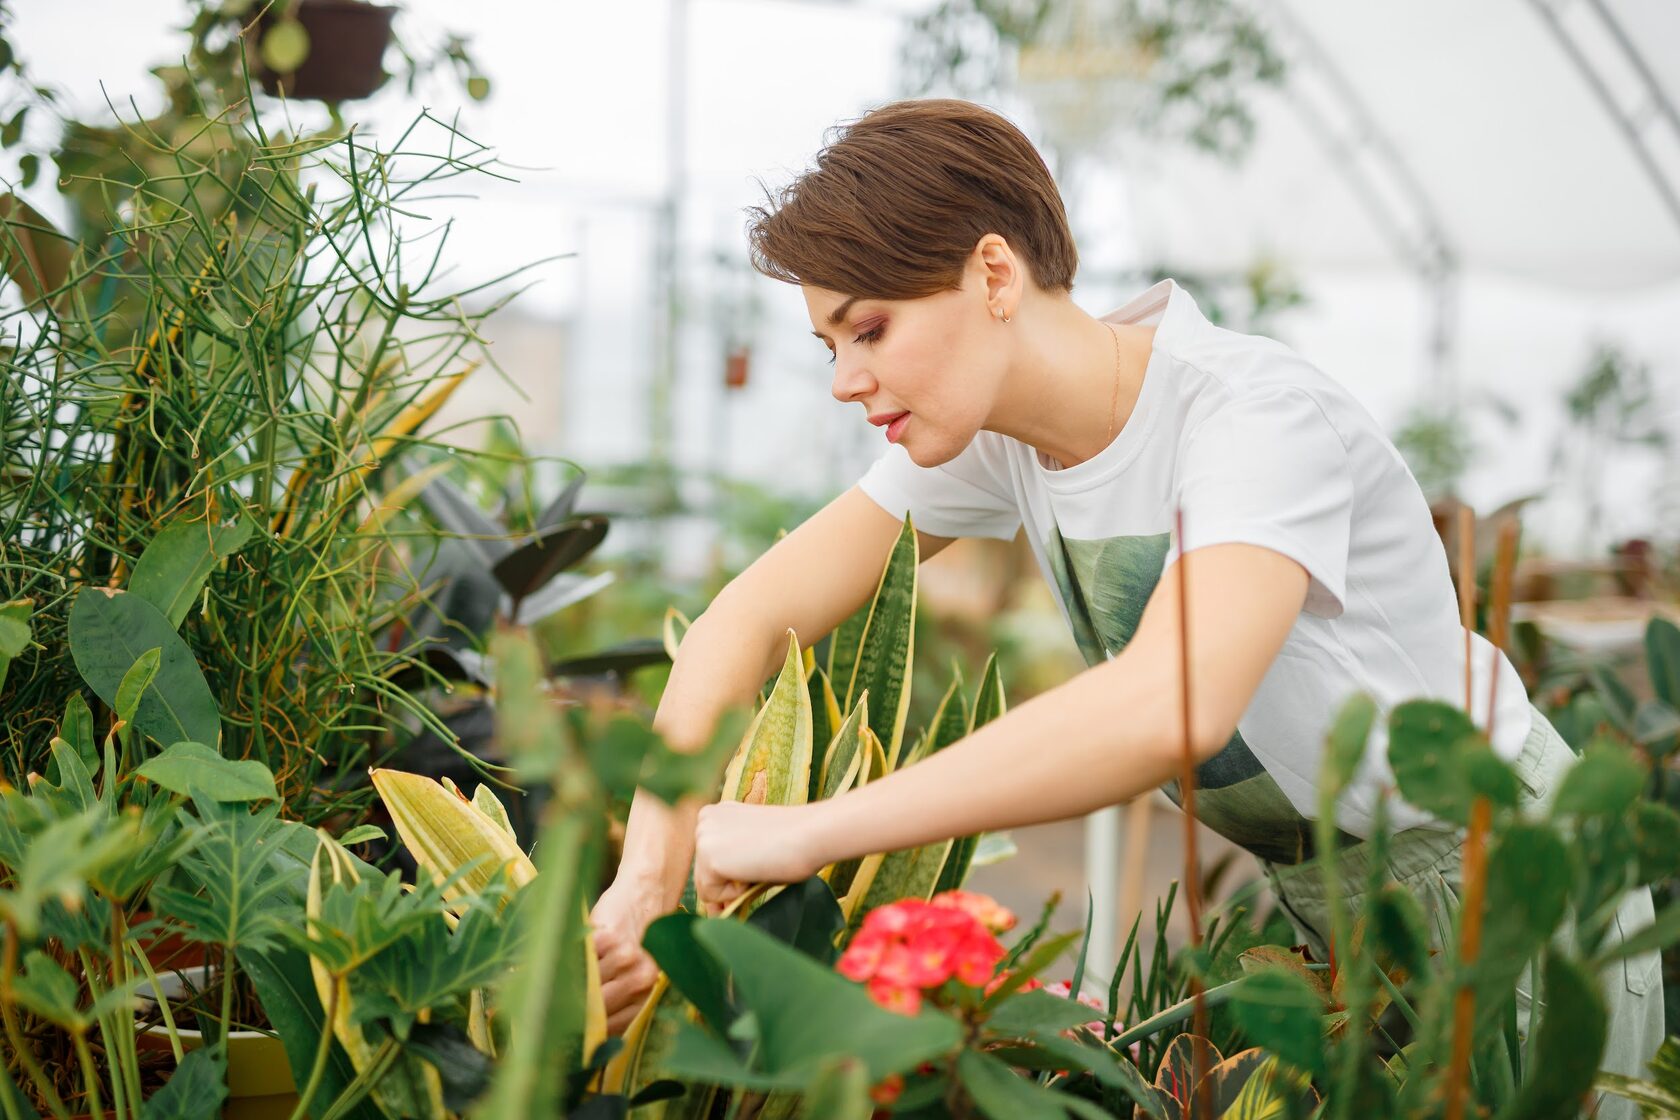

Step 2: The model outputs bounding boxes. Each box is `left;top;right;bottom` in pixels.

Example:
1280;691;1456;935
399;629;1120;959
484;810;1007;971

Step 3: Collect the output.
1167;387;1353;617
855;438;1022;542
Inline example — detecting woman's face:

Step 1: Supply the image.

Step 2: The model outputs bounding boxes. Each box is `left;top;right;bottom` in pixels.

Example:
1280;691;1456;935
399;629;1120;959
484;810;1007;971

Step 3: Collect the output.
803;271;1005;468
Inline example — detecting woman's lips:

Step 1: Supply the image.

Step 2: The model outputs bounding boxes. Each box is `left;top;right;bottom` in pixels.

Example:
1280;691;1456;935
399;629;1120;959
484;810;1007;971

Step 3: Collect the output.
886;412;910;443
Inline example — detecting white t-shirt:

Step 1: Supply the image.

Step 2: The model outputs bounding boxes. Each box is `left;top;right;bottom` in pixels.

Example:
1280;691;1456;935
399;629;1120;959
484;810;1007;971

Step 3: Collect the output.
856;278;1529;861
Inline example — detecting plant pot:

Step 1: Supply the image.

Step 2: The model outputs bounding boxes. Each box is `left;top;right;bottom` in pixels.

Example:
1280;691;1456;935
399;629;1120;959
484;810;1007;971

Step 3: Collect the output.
131;911;210;971
247;0;397;103
135;966;300;1119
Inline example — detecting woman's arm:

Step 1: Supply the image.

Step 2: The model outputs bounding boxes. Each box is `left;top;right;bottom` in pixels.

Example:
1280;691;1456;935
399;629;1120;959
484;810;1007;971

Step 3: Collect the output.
691;543;1310;908
593;487;954;1031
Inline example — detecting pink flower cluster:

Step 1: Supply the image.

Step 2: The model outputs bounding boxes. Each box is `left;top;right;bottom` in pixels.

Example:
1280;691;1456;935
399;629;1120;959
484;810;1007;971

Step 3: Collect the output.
837;890;1019;1015
1046;979;1107;1037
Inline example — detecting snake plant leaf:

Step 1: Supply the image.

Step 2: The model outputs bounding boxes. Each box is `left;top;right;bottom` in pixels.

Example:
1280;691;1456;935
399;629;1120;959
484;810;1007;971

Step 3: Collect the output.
818;696;869;803
807;662;834;800
68;588;220;750
138;741;277;803
128;514;254;630
825;606;867;718
305;833;445;1120
490;514;608;602
720;632;812;807
1494;953;1606;1120
968;652;1006;734
845;517;918;766
663;607;693;662
0;597;31;694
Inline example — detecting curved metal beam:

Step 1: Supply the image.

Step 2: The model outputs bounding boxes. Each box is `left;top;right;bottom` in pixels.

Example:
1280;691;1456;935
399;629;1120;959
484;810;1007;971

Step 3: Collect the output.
1527;0;1680;236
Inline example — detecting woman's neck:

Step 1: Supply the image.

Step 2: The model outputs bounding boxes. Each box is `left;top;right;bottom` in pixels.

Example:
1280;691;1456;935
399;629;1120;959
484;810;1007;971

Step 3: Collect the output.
985;295;1155;469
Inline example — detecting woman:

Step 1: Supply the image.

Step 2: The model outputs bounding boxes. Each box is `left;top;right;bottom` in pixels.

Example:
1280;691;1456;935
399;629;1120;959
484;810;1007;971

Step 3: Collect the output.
589;98;1661;1100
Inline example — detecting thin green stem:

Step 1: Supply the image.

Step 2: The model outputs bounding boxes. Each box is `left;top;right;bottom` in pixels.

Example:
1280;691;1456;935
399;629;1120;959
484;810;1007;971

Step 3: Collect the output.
130;945;183;1063
71;1030;103;1120
76;948;128;1120
317;1038;398;1120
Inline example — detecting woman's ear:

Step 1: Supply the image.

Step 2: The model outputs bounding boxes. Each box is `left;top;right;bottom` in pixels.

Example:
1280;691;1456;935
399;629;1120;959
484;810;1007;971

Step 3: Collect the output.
973;233;1020;319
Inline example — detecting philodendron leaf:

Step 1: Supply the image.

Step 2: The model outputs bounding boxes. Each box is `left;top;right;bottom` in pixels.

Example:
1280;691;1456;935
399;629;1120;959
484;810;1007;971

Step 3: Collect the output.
1473;822;1573;1032
0;597;31;693
139;1044;227;1120
137;742;277;803
68;589;220;749
129;515;254;630
60;693;96;774
115;647;162;725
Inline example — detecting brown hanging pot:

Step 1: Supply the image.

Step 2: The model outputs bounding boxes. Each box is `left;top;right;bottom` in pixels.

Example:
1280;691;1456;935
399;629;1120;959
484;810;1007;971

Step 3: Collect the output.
246;0;397;103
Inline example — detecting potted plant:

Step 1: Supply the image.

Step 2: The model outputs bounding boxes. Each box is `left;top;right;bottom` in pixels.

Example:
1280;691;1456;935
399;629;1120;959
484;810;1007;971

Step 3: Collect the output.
245;0;398;103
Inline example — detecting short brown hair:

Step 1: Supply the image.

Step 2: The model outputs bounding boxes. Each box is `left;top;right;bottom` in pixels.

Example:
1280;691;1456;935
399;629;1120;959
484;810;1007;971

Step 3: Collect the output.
745;98;1078;300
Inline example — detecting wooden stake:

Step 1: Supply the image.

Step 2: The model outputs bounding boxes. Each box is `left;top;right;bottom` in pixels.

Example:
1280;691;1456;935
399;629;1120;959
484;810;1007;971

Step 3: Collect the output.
1173;508;1210;1117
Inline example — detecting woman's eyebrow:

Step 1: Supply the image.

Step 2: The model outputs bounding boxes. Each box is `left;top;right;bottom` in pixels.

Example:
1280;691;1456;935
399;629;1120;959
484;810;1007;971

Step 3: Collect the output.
810;296;864;341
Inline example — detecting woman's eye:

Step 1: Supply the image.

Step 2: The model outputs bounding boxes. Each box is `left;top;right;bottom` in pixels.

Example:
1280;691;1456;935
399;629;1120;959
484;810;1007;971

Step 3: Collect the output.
824;325;884;365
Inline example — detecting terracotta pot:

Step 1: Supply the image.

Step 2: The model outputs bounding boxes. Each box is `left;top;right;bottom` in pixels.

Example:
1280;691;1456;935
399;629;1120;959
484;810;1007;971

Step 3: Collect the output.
247;0;397;103
134;966;300;1119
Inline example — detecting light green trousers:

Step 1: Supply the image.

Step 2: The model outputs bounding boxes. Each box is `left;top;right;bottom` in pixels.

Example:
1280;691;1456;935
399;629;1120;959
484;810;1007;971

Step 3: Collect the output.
1264;705;1664;1119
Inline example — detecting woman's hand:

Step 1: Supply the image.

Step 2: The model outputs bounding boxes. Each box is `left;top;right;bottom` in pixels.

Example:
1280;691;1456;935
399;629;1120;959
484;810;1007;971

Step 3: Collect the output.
590;876;672;1035
693;801;827;915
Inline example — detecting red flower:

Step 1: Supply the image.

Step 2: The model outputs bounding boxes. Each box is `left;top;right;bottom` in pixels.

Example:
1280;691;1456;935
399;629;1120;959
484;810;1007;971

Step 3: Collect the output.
983;969;1044;998
931;889;1017;933
870;1073;904;1106
1046;979;1108;1035
868;977;922;1016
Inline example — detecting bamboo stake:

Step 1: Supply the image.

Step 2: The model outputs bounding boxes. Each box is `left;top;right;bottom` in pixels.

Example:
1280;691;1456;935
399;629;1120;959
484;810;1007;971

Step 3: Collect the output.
1173;508;1210;1118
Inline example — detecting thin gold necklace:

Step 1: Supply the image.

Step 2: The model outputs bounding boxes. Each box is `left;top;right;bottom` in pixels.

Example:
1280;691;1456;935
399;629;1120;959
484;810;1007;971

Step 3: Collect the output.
1105;321;1123;446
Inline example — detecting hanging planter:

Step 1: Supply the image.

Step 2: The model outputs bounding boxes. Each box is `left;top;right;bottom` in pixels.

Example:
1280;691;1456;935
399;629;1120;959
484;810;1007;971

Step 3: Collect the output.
247;0;397;103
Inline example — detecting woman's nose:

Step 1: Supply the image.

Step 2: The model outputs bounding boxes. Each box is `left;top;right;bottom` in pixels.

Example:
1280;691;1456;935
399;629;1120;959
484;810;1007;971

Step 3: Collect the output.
830;353;875;404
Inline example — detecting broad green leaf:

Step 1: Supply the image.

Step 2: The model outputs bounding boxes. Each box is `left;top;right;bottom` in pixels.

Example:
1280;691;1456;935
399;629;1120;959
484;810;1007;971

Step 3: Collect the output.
844;517;918;765
818;696;868;803
1631;801;1680;885
803;1057;871;1120
1017;1031;1165;1119
691;919;959;1082
984;990;1104;1037
138;741;277;803
955;1049;1066;1119
240;945;385;1120
644;912;737;1032
1388;701;1510;825
60;692;96;774
0;597;30;693
1493;954;1606;1120
1551;739;1647;819
129;515;254;630
139;1044;228;1120
1473;822;1572;1031
1230;968;1327;1078
115;647;162;725
68;589;220;749
1648;617;1680;711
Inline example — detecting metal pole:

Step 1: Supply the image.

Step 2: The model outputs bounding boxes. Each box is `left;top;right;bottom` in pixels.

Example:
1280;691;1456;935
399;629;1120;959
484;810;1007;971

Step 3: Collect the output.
651;0;689;511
